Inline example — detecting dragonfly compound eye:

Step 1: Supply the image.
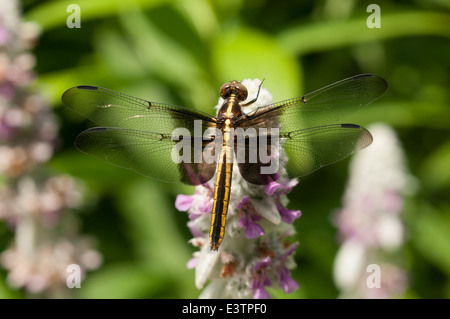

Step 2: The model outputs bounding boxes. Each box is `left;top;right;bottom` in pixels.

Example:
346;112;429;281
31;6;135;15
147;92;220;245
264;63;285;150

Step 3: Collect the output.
220;81;248;101
235;82;248;101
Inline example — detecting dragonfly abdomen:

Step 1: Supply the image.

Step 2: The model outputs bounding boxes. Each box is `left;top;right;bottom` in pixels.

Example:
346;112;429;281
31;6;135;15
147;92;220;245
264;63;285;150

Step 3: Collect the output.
210;128;233;251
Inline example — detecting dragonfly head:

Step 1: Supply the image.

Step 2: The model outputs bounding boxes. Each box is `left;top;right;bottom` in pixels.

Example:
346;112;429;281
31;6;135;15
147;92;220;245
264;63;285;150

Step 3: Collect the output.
220;80;248;102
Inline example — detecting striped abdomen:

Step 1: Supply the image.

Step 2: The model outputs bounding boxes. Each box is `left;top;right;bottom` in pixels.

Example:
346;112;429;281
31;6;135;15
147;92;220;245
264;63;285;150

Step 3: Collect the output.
210;126;233;251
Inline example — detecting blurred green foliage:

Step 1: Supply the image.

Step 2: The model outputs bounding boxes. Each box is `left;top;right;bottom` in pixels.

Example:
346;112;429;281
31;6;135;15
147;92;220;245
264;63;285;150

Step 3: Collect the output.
1;0;449;298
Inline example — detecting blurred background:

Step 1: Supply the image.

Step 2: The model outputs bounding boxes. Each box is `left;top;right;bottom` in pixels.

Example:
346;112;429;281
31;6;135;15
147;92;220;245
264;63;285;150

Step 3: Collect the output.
0;0;449;298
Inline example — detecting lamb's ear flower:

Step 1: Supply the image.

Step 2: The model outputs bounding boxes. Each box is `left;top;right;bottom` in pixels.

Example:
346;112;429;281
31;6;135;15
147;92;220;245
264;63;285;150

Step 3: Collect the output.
333;123;415;298
0;1;100;296
175;79;301;299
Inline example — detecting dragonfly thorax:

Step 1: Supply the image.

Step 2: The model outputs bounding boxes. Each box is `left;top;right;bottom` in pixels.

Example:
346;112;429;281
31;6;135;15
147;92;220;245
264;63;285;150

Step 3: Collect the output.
217;96;243;126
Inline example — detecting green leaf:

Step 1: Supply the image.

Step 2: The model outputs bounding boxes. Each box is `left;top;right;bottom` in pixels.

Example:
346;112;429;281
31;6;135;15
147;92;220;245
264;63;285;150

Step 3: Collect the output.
25;0;175;31
419;141;450;189
0;275;23;299
409;204;450;277
79;263;166;298
348;101;450;129
48;151;139;188
212;27;303;101
116;179;192;273
116;8;214;110
278;11;450;56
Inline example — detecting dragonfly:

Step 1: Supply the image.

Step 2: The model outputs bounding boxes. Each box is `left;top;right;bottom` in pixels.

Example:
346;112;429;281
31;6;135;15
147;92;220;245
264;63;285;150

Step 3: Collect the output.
62;74;388;251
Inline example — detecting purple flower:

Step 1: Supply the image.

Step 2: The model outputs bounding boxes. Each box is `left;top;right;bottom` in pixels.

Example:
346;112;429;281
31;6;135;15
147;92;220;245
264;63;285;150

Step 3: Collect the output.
254;256;271;272
277;268;299;294
187;220;205;238
239;214;265;239
383;191;403;214
252;278;271;299
265;181;281;196
277;265;299;294
0;118;13;139
196;197;213;215
275;200;301;224
237;197;265;239
0;83;15;100
251;257;273;299
175;194;193;211
265;178;298;196
0;25;9;45
279;242;299;262
273;242;300;294
175;185;214;220
236;196;251;210
186;257;197;269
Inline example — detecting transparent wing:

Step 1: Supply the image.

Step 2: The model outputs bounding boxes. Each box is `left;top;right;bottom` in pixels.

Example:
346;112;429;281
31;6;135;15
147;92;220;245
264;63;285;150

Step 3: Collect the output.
281;124;372;177
75;127;217;185
62;85;216;134
236;74;388;133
